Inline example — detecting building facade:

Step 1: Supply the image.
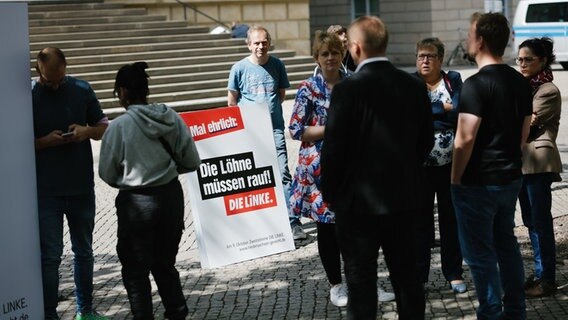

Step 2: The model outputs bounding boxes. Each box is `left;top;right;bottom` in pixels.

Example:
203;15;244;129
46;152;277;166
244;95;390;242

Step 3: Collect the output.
310;0;519;64
107;0;311;55
111;0;520;65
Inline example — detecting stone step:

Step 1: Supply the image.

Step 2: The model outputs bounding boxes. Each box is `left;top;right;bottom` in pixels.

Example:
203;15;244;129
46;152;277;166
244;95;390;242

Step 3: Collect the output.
29;20;189;35
31;51;301;75
63;58;316;82
96;79;226;100
31;45;251;67
102;87;303;119
99;87;229;109
28;2;113;13
30;38;245;59
90;70;233;91
89;65;315;90
92;71;312;99
99;79;305;111
165;97;229;114
27;0;311;121
103;96;229;119
29;14;166;28
30;33;231;51
30;26;209;42
29;8;147;20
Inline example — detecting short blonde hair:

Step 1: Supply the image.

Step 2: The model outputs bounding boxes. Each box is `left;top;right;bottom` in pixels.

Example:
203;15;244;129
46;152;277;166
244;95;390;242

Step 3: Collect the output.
327;24;346;35
349;16;388;55
246;25;272;44
312;30;345;60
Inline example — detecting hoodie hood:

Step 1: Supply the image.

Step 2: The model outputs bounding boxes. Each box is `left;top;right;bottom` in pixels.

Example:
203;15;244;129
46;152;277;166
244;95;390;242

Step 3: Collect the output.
125;103;177;138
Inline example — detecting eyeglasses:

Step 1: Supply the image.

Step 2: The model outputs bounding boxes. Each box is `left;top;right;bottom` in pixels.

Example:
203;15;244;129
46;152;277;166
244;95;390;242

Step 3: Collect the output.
515;56;536;65
417;54;439;61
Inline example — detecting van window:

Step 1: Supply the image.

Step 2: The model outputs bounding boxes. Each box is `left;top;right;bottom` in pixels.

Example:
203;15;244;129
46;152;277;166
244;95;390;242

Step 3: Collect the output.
526;2;568;22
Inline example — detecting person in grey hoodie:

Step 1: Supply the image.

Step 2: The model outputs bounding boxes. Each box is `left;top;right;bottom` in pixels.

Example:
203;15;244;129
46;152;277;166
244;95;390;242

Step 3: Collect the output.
99;62;200;320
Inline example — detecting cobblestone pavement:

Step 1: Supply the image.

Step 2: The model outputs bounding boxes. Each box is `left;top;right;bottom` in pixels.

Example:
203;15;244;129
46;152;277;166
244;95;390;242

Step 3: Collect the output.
54;65;568;319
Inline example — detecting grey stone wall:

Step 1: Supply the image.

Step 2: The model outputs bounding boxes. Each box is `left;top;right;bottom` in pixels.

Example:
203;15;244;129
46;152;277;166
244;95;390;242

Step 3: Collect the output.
309;0;352;40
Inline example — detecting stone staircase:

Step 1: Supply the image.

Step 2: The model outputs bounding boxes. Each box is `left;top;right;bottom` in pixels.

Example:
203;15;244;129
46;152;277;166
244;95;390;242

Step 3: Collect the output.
28;0;315;118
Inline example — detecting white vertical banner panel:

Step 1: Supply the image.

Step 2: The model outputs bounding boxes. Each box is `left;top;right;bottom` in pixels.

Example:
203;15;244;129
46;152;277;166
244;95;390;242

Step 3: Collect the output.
0;3;44;320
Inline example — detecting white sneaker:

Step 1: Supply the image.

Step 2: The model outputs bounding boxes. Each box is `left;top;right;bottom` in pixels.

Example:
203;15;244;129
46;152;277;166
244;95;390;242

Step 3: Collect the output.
378;287;395;302
330;284;348;307
292;225;307;240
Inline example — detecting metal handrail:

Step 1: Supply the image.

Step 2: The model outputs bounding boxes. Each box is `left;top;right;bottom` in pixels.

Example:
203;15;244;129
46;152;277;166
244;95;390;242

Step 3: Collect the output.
174;0;230;30
26;0;102;3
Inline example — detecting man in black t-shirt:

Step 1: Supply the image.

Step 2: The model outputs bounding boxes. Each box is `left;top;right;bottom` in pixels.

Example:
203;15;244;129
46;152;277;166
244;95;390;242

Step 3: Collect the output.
450;13;532;320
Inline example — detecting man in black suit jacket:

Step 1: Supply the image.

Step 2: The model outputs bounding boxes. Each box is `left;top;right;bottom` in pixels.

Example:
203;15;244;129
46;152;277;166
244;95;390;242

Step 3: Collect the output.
321;16;433;320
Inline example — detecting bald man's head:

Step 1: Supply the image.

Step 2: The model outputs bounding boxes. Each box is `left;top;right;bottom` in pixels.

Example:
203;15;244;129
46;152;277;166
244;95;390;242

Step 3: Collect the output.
35;47;67;90
348;16;389;57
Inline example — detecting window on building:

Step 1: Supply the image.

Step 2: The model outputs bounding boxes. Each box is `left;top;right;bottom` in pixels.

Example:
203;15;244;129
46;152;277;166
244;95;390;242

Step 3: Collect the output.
352;0;380;19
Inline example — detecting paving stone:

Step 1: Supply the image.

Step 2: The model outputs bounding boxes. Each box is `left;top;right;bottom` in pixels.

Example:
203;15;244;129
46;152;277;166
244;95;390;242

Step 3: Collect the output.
49;74;568;318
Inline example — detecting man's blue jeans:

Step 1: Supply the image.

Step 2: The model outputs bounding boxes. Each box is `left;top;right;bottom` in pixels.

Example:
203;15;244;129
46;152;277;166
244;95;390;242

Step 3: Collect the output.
273;129;298;225
451;180;526;320
38;193;95;319
518;173;556;283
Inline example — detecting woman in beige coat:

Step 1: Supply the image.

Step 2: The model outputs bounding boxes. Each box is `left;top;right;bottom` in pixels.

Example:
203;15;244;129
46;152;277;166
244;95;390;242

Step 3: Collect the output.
516;37;562;298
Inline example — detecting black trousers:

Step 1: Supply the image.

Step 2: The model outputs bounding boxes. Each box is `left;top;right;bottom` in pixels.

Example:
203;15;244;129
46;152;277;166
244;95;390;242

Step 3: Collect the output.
415;164;464;283
336;209;425;320
116;179;188;320
316;222;342;285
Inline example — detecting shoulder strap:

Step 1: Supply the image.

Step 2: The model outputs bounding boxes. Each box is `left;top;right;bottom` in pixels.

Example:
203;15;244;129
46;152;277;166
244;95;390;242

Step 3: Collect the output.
158;136;179;166
442;72;453;93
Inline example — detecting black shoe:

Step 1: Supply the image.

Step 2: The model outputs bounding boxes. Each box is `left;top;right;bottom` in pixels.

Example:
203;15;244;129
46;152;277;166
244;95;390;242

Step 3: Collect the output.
524;274;540;290
525;281;557;298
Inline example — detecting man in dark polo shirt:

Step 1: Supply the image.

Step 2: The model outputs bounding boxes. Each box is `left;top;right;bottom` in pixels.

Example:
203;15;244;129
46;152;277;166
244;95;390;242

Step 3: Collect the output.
33;47;108;320
451;13;532;320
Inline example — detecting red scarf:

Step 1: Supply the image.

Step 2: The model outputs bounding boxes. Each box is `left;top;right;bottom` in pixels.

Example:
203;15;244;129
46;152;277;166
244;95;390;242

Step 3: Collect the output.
530;68;553;91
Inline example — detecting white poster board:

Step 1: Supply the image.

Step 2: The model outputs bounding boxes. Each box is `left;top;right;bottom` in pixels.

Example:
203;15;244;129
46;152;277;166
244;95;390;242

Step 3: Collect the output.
0;3;44;320
180;104;295;268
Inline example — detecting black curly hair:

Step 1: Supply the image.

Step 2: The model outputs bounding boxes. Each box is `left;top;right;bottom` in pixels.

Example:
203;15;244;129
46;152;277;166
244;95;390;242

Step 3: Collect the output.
113;61;150;105
518;37;556;69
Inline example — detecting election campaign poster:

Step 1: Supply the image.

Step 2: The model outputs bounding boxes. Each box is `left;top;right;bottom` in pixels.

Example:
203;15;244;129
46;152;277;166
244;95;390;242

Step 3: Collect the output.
181;104;295;268
0;3;44;319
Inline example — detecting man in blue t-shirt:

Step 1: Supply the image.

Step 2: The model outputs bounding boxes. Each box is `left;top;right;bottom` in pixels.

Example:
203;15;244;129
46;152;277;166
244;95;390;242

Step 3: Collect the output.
227;26;306;240
451;13;532;320
32;47;108;320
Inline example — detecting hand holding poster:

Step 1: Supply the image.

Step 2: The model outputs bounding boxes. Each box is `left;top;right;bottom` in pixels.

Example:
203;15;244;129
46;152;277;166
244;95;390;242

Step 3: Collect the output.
181;104;295;268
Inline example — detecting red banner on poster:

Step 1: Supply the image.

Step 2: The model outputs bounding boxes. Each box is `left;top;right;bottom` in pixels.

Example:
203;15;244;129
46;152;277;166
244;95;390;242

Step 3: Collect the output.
180;106;244;141
223;187;278;216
